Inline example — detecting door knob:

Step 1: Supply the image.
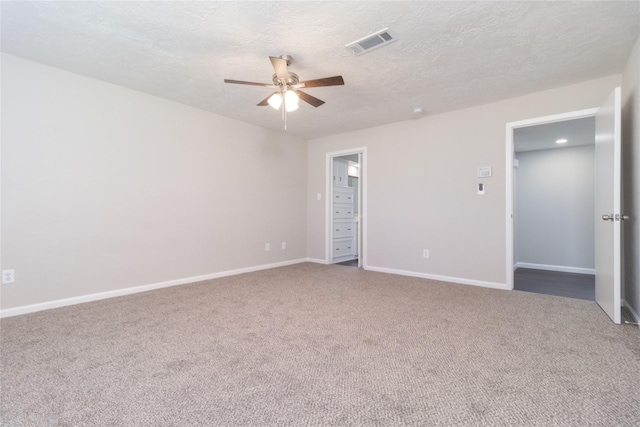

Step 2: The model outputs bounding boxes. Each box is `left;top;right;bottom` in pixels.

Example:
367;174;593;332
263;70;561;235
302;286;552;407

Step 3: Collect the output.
602;214;614;221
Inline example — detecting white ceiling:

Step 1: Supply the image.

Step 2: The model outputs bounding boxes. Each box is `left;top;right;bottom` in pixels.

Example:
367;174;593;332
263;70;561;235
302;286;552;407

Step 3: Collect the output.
2;1;638;140
514;117;595;153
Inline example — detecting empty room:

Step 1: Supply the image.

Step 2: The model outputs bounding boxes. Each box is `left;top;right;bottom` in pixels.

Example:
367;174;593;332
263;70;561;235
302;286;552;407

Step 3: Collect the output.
2;2;640;425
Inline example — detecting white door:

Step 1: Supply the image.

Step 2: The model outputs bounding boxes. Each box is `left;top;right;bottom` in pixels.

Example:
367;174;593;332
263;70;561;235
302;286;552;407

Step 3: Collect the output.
595;87;622;324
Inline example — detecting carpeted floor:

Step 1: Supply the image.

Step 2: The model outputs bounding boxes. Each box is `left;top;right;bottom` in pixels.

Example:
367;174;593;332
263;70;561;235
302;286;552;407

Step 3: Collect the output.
2;263;639;426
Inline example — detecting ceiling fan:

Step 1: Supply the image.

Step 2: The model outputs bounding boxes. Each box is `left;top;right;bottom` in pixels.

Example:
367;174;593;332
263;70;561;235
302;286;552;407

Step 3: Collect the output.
224;55;344;124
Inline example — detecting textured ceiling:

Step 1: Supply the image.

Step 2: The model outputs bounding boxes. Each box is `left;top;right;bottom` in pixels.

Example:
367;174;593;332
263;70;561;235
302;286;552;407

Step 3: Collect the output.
1;1;638;140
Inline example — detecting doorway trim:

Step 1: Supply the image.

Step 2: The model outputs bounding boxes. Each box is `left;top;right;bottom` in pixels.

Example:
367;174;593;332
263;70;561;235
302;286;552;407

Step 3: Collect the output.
326;147;367;267
505;108;598;290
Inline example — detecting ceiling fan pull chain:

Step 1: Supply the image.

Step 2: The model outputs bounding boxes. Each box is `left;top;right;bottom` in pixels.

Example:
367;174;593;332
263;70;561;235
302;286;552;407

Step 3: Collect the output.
282;96;286;130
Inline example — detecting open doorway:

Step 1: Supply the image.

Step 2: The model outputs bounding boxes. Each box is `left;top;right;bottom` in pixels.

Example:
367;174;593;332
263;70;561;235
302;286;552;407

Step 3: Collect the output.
327;148;366;268
513;117;596;300
507;89;624;323
505;108;599;298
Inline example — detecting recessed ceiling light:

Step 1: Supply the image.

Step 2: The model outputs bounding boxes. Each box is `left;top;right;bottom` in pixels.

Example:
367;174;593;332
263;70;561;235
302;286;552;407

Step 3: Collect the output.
413;107;424;115
556;139;568;144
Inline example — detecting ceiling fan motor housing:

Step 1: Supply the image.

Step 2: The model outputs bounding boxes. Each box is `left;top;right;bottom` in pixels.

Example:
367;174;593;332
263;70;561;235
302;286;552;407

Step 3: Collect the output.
272;72;299;88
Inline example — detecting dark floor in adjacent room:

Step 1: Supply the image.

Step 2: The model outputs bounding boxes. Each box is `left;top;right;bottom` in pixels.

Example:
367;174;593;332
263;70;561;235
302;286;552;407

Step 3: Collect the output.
514;268;595;301
336;258;359;267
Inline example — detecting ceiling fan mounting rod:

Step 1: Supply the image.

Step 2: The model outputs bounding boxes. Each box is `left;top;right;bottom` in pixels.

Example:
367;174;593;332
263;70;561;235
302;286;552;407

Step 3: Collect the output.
279;54;293;66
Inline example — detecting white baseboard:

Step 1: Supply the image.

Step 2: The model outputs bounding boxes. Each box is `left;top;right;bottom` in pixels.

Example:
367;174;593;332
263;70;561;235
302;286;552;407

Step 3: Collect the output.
622;300;640;327
305;258;329;264
365;265;509;291
515;262;595;275
0;258;308;319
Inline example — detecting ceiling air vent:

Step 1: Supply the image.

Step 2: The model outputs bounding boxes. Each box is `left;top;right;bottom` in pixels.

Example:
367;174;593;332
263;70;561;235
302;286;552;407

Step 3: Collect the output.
345;28;398;56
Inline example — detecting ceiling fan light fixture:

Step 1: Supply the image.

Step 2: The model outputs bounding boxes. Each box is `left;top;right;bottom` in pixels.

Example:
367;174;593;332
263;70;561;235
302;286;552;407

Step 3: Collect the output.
284;89;299;112
284;89;299;105
285;100;299;112
285;104;298;113
268;93;282;110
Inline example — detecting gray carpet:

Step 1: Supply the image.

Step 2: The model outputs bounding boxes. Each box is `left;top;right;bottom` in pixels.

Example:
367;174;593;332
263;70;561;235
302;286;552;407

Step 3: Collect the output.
2;263;639;426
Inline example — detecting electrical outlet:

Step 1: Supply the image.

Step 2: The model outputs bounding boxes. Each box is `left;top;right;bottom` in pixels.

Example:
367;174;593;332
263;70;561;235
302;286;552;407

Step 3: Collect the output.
423;250;429;259
265;243;270;251
2;269;15;284
281;242;286;250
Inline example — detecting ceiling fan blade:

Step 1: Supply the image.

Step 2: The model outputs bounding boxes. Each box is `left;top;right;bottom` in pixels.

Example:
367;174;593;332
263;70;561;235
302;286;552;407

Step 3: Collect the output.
299;76;344;88
257;92;278;106
269;56;288;79
297;90;325;108
224;79;273;87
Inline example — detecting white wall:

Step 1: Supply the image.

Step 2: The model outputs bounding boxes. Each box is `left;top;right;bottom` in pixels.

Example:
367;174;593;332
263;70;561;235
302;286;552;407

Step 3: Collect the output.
3;46;635;315
307;75;620;287
515;145;595;272
622;34;640;320
1;54;307;311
